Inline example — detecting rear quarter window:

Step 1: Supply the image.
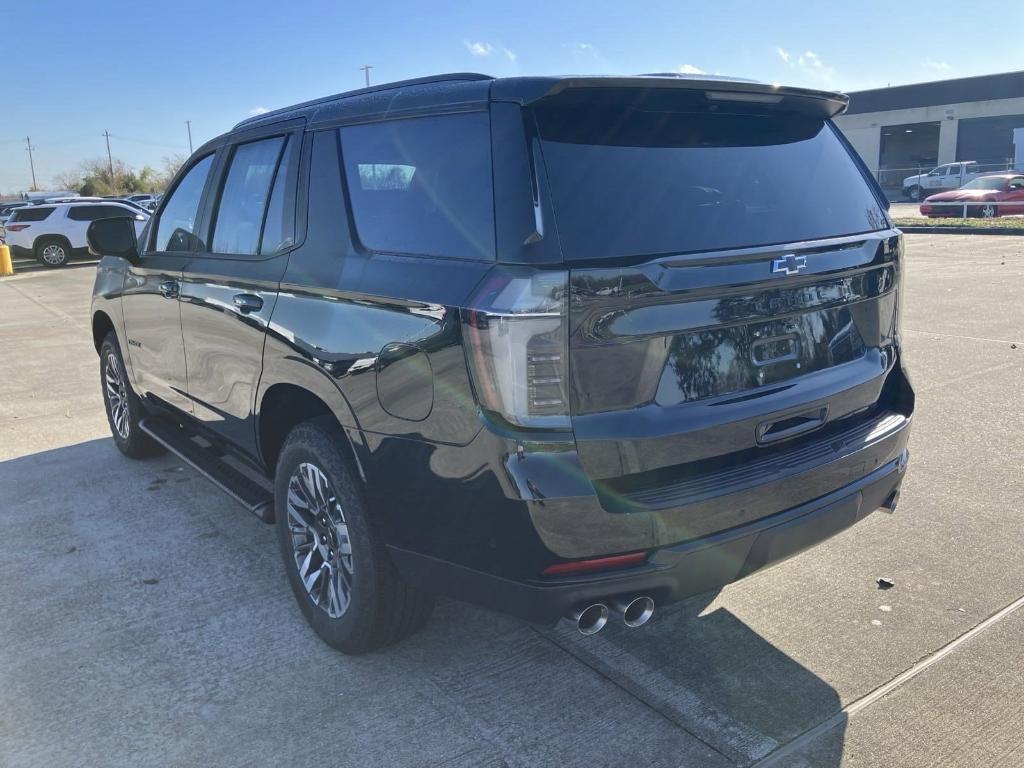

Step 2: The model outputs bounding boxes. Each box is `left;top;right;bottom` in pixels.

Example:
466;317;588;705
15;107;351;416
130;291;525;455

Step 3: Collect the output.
11;206;55;222
339;112;495;261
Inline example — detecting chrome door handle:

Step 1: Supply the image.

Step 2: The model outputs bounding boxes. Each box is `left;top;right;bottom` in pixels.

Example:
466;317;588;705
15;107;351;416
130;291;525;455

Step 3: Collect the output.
158;280;179;299
232;293;263;313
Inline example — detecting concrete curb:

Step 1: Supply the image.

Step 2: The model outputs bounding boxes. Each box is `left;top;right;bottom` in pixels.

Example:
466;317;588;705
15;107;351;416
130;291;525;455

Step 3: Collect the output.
897;226;1024;236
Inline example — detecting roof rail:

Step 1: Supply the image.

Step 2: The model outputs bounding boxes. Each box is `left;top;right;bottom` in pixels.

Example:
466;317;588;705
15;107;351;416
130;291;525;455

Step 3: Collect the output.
233;72;494;130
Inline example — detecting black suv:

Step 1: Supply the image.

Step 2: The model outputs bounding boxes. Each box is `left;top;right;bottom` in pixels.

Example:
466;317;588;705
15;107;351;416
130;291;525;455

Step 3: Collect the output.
89;73;913;653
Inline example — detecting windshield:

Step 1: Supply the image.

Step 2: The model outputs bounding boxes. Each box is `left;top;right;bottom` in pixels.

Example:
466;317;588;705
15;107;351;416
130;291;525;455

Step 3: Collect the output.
535;101;888;261
961;177;1012;191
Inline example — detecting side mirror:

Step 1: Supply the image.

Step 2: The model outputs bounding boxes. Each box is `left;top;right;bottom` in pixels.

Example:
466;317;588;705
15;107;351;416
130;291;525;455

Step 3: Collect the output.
87;217;139;261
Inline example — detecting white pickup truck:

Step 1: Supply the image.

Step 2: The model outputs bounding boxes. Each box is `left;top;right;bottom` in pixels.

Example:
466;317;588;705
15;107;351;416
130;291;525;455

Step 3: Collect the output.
903;161;981;201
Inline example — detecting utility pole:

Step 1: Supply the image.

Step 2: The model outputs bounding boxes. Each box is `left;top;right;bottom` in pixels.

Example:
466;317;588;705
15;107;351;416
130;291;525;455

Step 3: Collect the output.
360;64;373;87
103;130;114;182
25;136;37;191
185;120;193;154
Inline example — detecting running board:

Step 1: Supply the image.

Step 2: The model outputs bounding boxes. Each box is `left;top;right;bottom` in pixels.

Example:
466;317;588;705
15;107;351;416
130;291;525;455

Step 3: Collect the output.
139;417;274;523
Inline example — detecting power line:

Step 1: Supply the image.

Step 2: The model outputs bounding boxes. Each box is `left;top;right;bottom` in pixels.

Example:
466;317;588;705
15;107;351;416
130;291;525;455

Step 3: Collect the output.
25;137;37;190
106;133;186;150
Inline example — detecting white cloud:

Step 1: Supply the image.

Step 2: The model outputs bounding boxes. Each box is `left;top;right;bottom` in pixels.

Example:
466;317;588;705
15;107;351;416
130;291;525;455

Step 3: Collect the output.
776;47;837;85
464;40;495;57
677;64;706;75
500;45;517;62
922;57;951;72
248;106;269;116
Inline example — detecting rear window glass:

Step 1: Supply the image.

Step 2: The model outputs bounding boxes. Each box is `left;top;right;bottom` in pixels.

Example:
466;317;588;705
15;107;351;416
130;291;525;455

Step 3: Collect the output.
534;102;888;260
11;206;54;222
339;113;494;260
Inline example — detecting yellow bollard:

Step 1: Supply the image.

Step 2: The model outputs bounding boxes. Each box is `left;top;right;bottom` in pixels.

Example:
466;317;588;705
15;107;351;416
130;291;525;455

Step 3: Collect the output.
0;244;13;277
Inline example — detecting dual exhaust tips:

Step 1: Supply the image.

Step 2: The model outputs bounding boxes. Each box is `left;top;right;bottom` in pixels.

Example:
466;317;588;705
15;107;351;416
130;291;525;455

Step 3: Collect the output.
567;596;655;635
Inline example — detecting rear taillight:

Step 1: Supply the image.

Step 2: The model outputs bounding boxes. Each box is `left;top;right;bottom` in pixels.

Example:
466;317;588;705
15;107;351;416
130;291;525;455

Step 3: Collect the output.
5;224;29;232
464;269;570;429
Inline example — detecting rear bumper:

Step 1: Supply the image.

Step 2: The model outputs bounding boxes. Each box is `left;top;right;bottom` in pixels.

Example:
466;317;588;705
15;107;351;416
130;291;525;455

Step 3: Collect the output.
390;449;908;625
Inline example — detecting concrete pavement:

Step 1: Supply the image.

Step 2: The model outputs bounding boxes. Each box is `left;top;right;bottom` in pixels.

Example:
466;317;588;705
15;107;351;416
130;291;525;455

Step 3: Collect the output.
0;236;1022;767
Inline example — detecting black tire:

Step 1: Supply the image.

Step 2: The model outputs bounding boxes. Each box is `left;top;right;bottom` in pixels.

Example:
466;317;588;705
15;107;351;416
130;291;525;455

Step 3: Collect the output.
906;185;922;202
99;332;164;458
34;236;71;268
274;417;434;654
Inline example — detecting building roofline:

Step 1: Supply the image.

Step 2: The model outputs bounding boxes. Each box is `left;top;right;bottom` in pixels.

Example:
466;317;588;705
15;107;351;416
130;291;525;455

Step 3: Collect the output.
844;70;1024;115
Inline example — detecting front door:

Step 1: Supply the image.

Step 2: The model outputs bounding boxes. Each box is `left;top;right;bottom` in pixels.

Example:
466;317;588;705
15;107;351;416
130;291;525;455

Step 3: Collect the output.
122;153;217;414
178;130;300;456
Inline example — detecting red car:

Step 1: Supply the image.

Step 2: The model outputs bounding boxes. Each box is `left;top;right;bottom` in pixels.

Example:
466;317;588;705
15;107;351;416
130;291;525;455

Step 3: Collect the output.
920;174;1024;218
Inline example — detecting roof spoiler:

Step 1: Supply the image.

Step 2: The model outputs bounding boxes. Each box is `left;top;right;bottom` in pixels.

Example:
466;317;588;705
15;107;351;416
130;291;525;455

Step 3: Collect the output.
491;75;849;119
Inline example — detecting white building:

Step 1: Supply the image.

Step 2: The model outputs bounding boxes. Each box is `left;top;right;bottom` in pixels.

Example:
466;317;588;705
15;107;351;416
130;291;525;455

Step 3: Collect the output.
834;71;1024;192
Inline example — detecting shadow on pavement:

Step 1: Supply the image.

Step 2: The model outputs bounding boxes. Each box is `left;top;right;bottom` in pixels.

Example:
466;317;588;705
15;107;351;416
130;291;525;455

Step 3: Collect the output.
0;437;845;767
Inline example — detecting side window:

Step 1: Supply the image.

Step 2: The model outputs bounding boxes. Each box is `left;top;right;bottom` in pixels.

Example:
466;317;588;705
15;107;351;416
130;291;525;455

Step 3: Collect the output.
259;137;296;255
339;112;494;260
947;164;960;176
154;154;215;253
100;205;134;219
210;136;285;256
67;206;95;222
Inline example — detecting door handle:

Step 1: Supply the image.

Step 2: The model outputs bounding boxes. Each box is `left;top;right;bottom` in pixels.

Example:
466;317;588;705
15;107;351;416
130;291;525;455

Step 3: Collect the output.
232;293;264;313
158;280;179;299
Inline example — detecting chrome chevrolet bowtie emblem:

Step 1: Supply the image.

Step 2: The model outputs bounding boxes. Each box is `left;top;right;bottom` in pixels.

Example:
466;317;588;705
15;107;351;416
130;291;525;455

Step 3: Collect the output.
771;254;807;276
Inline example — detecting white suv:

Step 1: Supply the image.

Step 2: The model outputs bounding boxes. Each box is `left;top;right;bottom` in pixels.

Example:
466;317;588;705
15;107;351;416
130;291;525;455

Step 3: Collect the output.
5;202;148;267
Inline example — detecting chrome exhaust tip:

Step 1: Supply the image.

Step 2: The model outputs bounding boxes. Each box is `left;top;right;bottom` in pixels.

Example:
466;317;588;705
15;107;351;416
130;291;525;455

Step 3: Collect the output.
568;603;609;635
611;596;655;628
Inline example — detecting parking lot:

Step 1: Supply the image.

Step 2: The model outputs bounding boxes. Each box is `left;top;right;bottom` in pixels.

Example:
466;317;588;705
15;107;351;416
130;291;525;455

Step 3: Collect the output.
1;235;1022;767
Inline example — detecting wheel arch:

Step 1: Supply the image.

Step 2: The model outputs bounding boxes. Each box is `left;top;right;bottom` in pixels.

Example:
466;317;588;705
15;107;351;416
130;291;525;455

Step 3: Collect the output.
257;382;364;479
35;233;73;254
92;310;116;353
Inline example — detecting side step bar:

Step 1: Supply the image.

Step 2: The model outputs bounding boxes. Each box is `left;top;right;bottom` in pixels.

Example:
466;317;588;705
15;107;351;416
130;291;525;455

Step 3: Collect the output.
139;417;274;523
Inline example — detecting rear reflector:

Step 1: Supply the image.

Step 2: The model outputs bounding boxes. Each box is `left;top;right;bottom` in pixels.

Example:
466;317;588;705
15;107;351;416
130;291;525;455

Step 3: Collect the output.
542;551;648;577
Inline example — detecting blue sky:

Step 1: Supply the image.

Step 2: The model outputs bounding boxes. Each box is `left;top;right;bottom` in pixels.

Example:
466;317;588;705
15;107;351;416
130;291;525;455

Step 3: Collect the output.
2;0;1021;192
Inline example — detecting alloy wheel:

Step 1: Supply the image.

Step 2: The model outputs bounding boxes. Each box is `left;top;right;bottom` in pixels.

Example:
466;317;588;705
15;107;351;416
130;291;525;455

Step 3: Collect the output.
981;204;996;218
41;243;67;265
286;462;354;619
104;353;130;440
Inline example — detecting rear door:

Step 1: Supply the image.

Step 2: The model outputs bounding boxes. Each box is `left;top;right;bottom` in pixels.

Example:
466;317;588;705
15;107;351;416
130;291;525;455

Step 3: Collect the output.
531;89;901;488
122;153;217;414
177;125;301;456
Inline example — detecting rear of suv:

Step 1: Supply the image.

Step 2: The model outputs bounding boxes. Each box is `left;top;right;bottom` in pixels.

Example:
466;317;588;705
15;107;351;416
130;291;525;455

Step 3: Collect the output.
7;201;148;266
89;73;913;653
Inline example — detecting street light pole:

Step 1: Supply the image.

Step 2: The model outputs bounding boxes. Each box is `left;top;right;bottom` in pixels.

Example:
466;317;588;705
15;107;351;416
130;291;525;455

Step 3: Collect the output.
25;136;37;191
185;120;193;154
360;64;373;87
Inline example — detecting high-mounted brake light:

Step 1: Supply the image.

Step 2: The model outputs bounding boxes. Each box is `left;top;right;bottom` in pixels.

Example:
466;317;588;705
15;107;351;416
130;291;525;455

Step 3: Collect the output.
464;269;570;429
705;90;783;104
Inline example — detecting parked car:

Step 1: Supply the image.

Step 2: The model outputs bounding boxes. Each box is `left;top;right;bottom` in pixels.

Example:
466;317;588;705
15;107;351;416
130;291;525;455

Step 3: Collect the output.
920;174;1024;218
0;200;30;224
88;73;913;654
6;201;148;266
902;161;982;201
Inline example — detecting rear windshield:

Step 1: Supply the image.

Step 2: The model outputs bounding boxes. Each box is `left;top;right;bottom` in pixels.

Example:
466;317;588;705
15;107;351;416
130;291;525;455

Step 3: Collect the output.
10;206;55;222
534;101;887;260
